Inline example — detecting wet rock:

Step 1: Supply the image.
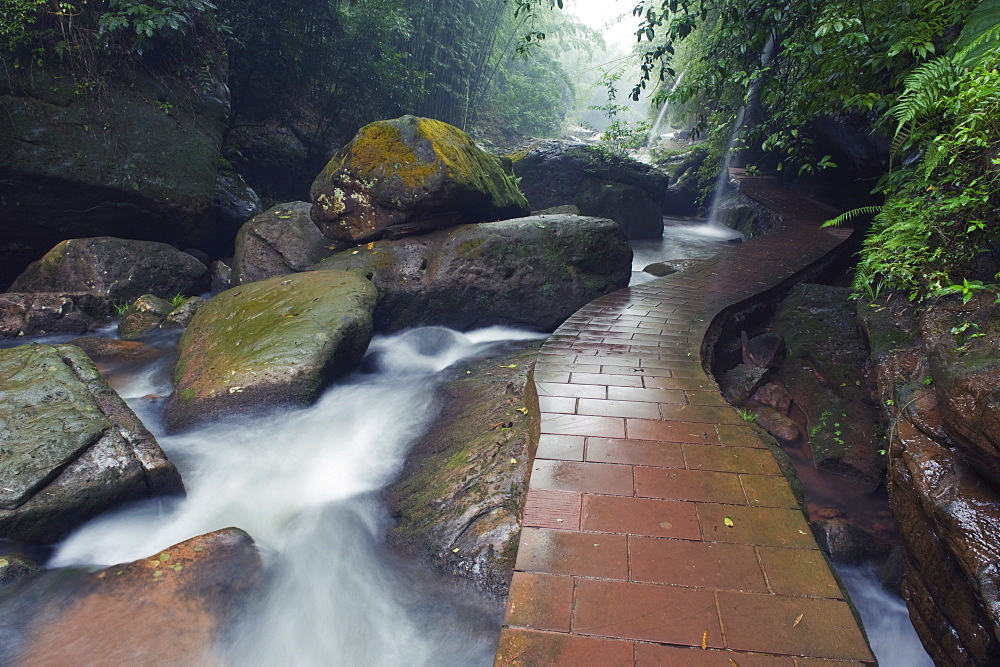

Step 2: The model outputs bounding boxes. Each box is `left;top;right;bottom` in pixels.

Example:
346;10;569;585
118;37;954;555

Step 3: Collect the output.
0;292;111;338
233;202;338;284
310;115;528;243
643;262;677;277
205;169;264;254
164;270;377;431
881;545;905;595
313;215;631;333
742;331;785;368
118;294;173;340
68;337;167;373
772;284;882;492
812;518;887;564
755;407;800;442
10;237;208;305
0;554;41;586
211;259;234;293
1;528;261;665
752;382;792;413
0;344;183;543
921;293;1000;487
385;340;540;601
510;139;668;239
160;296;206;331
719;364;769;404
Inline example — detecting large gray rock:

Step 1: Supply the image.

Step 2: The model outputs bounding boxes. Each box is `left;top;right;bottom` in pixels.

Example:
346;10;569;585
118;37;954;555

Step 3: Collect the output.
0;343;183;543
164;270;377;431
0;54;229;288
313;214;632;332
10;237;208;304
233;202;338;285
510;140;669;239
310;115;529;243
0;292;111;338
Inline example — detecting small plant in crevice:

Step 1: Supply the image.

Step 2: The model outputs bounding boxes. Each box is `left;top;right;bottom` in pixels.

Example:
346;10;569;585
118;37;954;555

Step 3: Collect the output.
113;302;129;316
951;320;985;351
169;293;189;308
736;408;757;423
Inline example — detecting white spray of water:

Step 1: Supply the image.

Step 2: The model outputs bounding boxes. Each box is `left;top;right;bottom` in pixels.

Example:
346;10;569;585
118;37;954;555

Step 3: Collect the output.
50;326;545;666
647;70;686;147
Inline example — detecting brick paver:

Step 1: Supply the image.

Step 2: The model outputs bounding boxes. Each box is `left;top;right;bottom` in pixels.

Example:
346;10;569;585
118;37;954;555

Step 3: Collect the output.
496;176;875;665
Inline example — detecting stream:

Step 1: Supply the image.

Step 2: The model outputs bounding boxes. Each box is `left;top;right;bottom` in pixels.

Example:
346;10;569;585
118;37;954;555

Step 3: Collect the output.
2;217;927;664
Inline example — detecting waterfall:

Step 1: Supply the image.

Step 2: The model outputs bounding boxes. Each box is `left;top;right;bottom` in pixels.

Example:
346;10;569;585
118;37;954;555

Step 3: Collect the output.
647;70;686;147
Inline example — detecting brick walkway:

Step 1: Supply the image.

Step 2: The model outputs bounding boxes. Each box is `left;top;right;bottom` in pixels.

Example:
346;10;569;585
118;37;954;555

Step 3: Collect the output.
495;177;875;665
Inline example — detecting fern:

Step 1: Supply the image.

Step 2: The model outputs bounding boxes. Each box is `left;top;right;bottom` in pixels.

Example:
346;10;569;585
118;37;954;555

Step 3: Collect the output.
891;56;964;137
955;0;1000;62
822;205;881;228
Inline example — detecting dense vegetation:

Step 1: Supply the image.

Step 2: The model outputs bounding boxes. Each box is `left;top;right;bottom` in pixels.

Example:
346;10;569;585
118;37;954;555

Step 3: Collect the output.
0;0;587;147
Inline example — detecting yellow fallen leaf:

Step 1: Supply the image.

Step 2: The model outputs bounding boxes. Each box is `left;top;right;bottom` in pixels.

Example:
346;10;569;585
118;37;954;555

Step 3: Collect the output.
510;458;517;464
366;242;376;250
498;364;517;368
730;660;739;667
516;407;529;415
701;629;709;650
452;548;461;553
724;516;734;527
793;613;804;627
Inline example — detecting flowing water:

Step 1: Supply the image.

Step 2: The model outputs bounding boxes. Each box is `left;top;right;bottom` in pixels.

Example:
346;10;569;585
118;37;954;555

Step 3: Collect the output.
24;325;544;665
630;216;744;285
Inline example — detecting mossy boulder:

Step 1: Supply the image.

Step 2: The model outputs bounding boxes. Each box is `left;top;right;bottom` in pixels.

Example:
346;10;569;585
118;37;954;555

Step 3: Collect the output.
509;139;669;239
385;340;539;600
0;343;183;543
313;214;632;332
0;55;229;288
10;237;208;305
0;528;261;665
309;115;529;243
118;294;173;340
164;270;377;431
233;202;339;285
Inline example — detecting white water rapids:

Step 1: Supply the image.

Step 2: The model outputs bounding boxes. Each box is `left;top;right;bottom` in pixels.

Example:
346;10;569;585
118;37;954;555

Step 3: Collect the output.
47;325;544;665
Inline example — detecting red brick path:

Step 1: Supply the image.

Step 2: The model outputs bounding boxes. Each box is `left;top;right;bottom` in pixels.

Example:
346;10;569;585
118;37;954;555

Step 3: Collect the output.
496;177;875;665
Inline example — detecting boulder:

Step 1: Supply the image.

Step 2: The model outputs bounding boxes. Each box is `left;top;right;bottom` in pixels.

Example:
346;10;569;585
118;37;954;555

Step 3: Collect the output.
310;116;529;243
755;407;800;442
385;340;540;600
742;331;785;368
0;528;261;665
0;554;41;587
10;237;208;305
719;364;769;404
771;284;882;491
160;296;206;330
211;260;234;293
811;518;887;564
164;270;377;431
510;139;669;239
68;336;166;368
233;202;338;285
0;292;111;338
207;169;264;247
118;294;173;340
313;214;632;332
0;343;183;543
752;382;792;414
0;52;229;288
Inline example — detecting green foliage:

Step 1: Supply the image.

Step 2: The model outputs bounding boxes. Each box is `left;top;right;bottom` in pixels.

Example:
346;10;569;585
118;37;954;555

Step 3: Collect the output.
736;408;757;422
98;0;216;55
169;293;189;308
588;67;652;157
0;0;46;53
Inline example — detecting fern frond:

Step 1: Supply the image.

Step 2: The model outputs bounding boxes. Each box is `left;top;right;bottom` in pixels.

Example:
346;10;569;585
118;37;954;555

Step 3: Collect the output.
892;56;964;137
955;0;1000;63
822;205;881;228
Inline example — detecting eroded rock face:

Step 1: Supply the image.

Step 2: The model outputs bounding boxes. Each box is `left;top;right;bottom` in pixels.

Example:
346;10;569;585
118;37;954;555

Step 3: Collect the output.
233;202;338;284
859;295;1000;664
772;284;882;491
310;115;529;243
0;343;183;543
385;340;539;600
312;214;632;332
510;139;669;239
164;270;377;431
0;56;229;287
0;528;261;665
10;237;208;305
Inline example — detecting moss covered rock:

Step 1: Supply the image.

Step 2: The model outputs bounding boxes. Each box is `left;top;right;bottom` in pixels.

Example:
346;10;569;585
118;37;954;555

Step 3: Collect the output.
233;202;339;285
309;115;529;243
0;343;183;543
385;340;539;600
164;270;377;431
10;237;208;305
313;214;631;333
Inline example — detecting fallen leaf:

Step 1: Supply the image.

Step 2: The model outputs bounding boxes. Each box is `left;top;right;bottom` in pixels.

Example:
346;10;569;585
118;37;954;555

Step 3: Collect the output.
498;364;517;368
516;407;529;415
730;660;739;666
793;613;804;627
659;521;673;529
593;544;600;547
724;516;734;527
452;548;461;553
701;629;709;650
510;458;517;464
366;242;376;250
